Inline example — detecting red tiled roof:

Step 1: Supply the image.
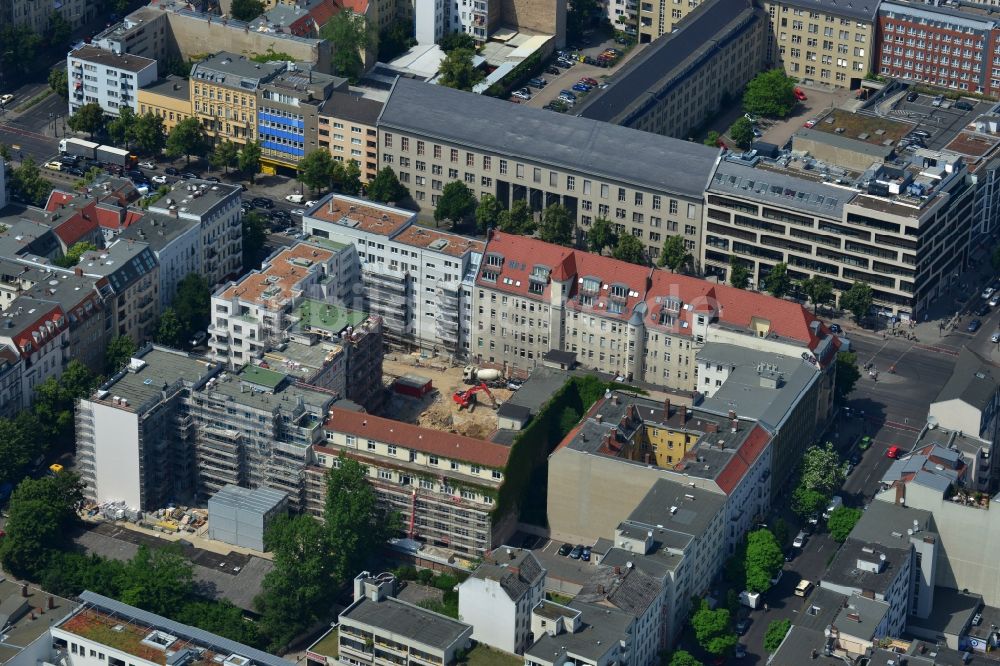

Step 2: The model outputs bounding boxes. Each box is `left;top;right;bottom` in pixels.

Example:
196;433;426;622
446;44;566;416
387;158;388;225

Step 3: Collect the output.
52;205;100;247
476;231;575;300
714;424;771;495
335;0;368;14
566;252;651;322
711;282;823;347
324;408;511;468
95;206;144;230
7;305;67;356
308;0;339;26
45;191;75;210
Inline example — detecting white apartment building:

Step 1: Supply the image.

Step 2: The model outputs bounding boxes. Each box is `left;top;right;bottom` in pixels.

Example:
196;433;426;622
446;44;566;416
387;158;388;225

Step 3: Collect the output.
67;45;157;117
304;194;484;358
0;297;69;404
415;0;448;44
209;240;355;369
118;213;201;309
145;180;244;292
458;548;546;654
524;601;635;666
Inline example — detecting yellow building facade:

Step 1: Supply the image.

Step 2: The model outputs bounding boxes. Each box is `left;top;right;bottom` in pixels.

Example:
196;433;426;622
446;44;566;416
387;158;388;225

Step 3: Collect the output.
136;75;193;135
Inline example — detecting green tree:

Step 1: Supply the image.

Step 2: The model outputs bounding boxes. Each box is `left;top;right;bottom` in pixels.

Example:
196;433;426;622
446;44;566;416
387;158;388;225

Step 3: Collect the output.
744;529;784;593
800;443;844;496
0;473;83;578
238;140;263;183
729;257;751;289
339;159;362;195
0;26;41;80
165;117;208;164
612;234;646;265
33;360;96;447
132;112;167;156
54;240;96;268
827;506;863;542
48;67;69;99
800;275;834;313
0;143;10;160
762;262;791;297
475;193;505;233
297;149;334;193
243;211;268;268
763;619;791;653
176;600;259;647
155;308;185;348
230;0;265;21
211;139;240;174
0;412;41;487
11;157;54;206
434;181;477;228
771;518;789;546
835;351;861;402
586;217;617;254
250;48;296;63
497;199;535;235
658;235;691;272
325;455;387;581
742;69;798;118
67;102;106;139
538;203;574;246
567;0;601;42
840;281;874;324
174;273;211;337
105;335;137;374
161;57;193;78
255;514;335;652
703;130;721;148
438;32;475;52
993;246;1000;273
321;9;370;82
367;166;409;203
438;48;483;91
729;117;755;150
378;20;415;61
107;106;138;149
667;651;702;666
791;485;827;521
118;545;195;616
690;600;738;657
46;12;71;46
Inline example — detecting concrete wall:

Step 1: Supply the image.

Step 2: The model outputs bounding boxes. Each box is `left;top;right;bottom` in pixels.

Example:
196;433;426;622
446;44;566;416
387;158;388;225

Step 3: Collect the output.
500;0;566;46
792;135;887;173
458;577;517;654
91;402;142;509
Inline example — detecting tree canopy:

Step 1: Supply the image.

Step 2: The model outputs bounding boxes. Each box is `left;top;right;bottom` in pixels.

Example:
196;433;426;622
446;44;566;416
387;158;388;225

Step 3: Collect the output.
321;9;369;82
800;275;834;313
174;273;211;338
658;235;691;272
800;442;844;496
762;262;791;297
667;651;703;666
730;117;754;150
742;69;798;118
333;159;362;195
211;140;240;174
155;308;184;348
67;103;106;138
690;600;738;657
439;48;484;91
49;67;68;99
107;106;138;149
297;149;334;193
475;193;505;233
764;619;791;653
165;117;208;164
105;335;137;374
497;199;535;235
586;217;617;254
612;234;646;265
230;0;265;21
243;211;268;269
367;166;409;203
434;181;477;228
10;157;54;207
835;351;860;402
744;529;784;593
840;281;874;323
0;473;83;577
238;140;262;183
827;506;863;542
132;112;167;156
538;204;574;246
54;241;96;268
729;257;751;289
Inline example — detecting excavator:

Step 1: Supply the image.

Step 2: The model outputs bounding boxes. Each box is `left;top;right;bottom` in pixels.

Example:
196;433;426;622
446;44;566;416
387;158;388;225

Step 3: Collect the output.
452;382;498;412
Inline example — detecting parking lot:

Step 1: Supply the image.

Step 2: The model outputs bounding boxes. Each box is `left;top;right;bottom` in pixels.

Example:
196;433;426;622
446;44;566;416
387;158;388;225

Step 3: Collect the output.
886;91;993;150
755;85;856;148
520;38;646;110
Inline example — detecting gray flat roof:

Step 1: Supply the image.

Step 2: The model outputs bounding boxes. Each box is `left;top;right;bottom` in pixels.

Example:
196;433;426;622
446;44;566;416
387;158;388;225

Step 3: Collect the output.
822;538;909;596
148;180;242;219
627;478;726;540
140;75;191;102
378;77;719;198
908;587;980;639
575;0;762;125
934;347;998;412
834;593;890;640
794;587;848;631
709;158;854;218
795;126;895;158
526;601;633;663
209;484;287;514
502;366;572;414
0;581;77;664
95;346;216;408
778;0;878;21
848;500;934;546
118;212;200;251
319;90;384;126
190;52;285;90
340;596;470;649
70;45;156;73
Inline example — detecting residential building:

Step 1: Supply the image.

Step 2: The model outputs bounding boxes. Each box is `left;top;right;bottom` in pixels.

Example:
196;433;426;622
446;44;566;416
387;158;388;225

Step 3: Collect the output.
415;0;447;44
0;297;69;403
337;571;473;666
67;45;157;117
249;3;317;36
435;0;566;44
52;591;292;666
458;548;546;654
702;144;976;317
0;346;23;419
312;407;514;554
117;214;202;310
316;90;383;182
763;0;876;87
258;67;343;170
0;219;62;261
524;600;637;666
304;194;484;356
928;347;999;447
878;0;1000;97
377;78;717;261
576;0;767;139
0;579;78;666
4;0;95;33
137;75;193;135
144;179;244;288
78;241;160;344
190;53;284;145
42;191;108;255
575;566;664;666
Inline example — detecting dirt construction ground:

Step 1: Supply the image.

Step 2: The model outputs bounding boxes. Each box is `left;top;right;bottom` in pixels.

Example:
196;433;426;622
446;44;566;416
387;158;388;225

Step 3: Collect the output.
378;353;513;440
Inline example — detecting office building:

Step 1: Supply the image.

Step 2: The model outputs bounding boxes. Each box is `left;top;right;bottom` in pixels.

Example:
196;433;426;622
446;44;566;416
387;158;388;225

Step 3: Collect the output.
764;0;876;87
458;548;546;654
312;407;514;554
878;0;1000;97
317;90;383;182
304;195;483;356
67;45;157;117
377;78;718;261
577;0;767;139
258;67;343;170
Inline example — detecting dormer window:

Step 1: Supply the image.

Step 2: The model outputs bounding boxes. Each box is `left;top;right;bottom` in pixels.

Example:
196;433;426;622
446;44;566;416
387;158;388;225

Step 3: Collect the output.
664;297;682;312
481;269;498;282
581;276;601;294
486;253;504;267
531;265;551;280
609;283;628;299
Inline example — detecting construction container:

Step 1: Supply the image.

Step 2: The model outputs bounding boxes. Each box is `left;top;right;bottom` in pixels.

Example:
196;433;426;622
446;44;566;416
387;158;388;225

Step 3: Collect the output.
393;374;433;398
208;485;288;552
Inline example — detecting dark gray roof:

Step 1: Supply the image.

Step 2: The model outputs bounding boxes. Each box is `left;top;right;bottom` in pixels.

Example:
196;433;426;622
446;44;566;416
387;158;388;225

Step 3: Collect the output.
140;75;191;102
469;547;545;601
793;587;848;631
782;0;879;21
575;0;762;126
575;566;661;617
933;347;998;412
118;212;200;252
849;499;934;546
497;403;531;421
340;596;471;649
834;594;890;640
526;602;633;663
319;91;384;126
626;478;726;540
378;78;719;198
709;158;853;218
822;538;909;596
80;242;158;294
190;52;284;90
769;625;845;665
907;587;980;639
69;45;156;73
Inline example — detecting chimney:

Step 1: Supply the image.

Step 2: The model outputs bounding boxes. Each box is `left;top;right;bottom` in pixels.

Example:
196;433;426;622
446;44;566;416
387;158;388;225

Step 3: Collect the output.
895;483;906;506
595;414;603;423
731;419;739;433
597;584;606;594
663;398;671;419
47;596;54;610
74;266;83;277
680;405;688;422
728;409;736;420
21;584;28;597
705;422;719;433
613;566;620;575
612;394;619;406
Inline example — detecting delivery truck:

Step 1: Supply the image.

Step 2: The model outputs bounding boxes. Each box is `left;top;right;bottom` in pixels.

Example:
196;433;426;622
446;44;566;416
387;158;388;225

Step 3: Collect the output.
96;145;137;168
59;138;100;159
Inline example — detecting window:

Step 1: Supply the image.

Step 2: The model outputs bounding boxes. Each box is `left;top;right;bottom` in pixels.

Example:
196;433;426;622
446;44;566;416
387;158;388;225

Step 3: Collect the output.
567;175;575;190
433;145;441;158
429;455;439;465
416;140;424;155
466;152;475;166
483;155;492;170
368;441;376;450
450;461;459;470
499;159;508;174
451;148;459;162
401;137;409;151
387;445;397;455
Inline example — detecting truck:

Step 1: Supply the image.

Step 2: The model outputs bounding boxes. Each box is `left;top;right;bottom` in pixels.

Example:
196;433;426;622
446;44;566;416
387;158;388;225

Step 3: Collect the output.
463;365;504;383
59;138;100;160
739;590;762;609
96;145;137;168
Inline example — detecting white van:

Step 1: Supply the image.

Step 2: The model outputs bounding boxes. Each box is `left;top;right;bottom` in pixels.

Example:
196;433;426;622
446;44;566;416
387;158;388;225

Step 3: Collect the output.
284;194;305;203
823;495;843;519
795;580;814;597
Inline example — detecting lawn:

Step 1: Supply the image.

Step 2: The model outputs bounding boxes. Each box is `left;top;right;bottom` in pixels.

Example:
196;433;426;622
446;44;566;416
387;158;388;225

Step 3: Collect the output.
464;644;521;666
310;627;339;658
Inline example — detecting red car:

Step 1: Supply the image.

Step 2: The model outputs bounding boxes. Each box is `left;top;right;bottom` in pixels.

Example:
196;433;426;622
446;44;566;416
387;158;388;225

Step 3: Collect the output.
887;445;901;459
581;77;599;86
794;87;808;101
804;118;818;128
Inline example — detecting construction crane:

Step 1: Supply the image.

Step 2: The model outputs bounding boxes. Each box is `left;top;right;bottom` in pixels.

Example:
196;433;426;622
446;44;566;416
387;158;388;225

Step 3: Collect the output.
452;382;498;412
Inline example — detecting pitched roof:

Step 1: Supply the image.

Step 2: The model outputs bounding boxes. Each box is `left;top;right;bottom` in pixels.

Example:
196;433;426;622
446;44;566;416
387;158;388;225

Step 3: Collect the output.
51;204;100;247
476;231;575;300
470;548;545;601
575;564;662;617
566;252;652;323
324;407;512;468
933;346;998;411
307;0;339;26
0;298;67;356
714;423;771;494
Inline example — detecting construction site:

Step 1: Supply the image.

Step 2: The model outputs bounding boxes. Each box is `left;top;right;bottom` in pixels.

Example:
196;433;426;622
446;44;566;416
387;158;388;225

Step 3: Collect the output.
379;353;517;440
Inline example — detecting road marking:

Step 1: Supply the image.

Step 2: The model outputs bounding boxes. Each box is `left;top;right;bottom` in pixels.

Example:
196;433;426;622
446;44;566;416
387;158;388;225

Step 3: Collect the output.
0;124;52;141
913;343;960;356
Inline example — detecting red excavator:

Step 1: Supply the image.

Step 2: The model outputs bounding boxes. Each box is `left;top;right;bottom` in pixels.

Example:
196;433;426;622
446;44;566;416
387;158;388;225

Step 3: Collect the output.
452;382;498;412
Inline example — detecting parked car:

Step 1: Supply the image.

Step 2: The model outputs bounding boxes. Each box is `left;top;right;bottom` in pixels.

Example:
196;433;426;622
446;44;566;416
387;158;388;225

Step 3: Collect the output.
968;319;983;333
990;293;1000;307
734;644;747;659
546;66;561;75
850;451;862;465
975;303;991;317
858;435;872;450
164;166;179;176
291;208;305;216
43;160;62;171
138;161;156;169
955;100;974;111
512;88;532;100
180;171;198;179
65;166;84;176
581;546;591;562
735;619;750;635
305;200;318;207
559;90;577;101
580;76;598;86
784;548;795;562
931;95;944;107
528;77;547;88
253;197;275;209
830;323;842;333
804;118;818;128
794;87;808;101
204;176;220;183
992;332;1000;343
906;91;919;102
0;94;13;106
887;445;902;459
189;330;207;347
572;83;591;92
982;286;996;299
793;531;808;548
